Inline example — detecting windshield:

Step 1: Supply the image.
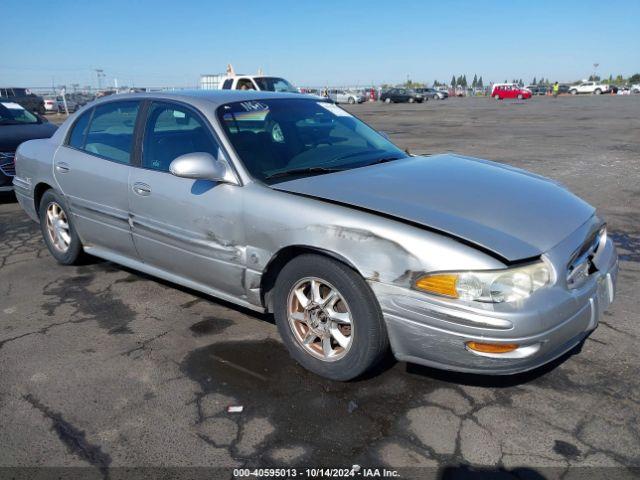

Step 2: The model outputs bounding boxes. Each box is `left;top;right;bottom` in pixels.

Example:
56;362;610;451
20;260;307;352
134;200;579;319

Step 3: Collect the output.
0;102;39;125
253;77;298;93
218;98;407;184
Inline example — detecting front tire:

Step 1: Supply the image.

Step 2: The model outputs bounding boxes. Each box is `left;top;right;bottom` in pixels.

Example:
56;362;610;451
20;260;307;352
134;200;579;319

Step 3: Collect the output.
594;89;602;95
517;94;523;100
273;254;388;381
494;94;500;100
348;97;355;105
39;190;85;265
408;97;415;103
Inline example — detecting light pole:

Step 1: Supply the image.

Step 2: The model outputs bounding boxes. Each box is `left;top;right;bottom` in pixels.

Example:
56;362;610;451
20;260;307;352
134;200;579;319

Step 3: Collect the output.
593;63;599;81
95;69;105;90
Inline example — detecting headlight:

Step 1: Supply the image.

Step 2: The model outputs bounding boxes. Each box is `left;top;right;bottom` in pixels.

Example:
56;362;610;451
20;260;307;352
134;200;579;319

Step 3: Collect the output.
415;261;552;303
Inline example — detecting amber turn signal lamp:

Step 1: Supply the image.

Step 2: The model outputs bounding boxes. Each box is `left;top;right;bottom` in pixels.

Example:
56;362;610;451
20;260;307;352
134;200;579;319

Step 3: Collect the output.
415;274;458;298
466;341;519;354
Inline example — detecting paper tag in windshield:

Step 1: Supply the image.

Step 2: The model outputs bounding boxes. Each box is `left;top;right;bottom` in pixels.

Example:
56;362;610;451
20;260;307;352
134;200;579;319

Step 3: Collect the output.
1;102;25;110
317;102;352;117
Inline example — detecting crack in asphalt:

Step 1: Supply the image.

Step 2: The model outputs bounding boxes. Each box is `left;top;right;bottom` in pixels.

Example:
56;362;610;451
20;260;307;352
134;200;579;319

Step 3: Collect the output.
23;394;112;478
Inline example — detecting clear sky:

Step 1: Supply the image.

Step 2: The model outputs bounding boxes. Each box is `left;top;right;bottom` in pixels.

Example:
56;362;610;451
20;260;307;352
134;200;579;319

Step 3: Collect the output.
2;0;639;88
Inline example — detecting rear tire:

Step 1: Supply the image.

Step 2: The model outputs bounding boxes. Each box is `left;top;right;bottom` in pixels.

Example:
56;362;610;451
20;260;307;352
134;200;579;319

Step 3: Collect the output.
570;89;578;95
384;97;391;103
273;254;389;381
348;97;355;104
38;190;85;265
408;97;415;103
517;94;523;100
494;94;500;100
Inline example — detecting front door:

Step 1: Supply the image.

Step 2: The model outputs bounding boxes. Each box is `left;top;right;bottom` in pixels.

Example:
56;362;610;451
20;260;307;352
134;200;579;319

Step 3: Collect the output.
128;101;245;297
53;100;140;258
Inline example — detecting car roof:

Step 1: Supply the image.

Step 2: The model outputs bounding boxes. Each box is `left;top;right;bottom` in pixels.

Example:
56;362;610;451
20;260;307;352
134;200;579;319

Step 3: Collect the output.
87;89;310;109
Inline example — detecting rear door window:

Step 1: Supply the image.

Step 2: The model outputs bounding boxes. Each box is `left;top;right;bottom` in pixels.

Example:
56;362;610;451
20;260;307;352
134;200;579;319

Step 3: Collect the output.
141;102;220;172
83;101;140;164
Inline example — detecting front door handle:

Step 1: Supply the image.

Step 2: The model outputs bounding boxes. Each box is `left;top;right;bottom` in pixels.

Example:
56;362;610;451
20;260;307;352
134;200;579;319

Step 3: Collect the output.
133;182;151;196
55;162;70;173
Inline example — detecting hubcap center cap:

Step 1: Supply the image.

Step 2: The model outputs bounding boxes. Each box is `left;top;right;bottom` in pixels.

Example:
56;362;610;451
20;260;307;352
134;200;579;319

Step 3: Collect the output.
308;306;329;332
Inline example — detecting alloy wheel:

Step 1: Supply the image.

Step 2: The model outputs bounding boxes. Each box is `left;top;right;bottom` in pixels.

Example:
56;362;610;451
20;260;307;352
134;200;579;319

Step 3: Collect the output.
287;277;353;362
45;202;71;252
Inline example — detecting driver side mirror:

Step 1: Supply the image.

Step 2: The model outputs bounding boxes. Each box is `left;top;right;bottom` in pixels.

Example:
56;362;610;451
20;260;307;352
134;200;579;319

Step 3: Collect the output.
169;152;239;185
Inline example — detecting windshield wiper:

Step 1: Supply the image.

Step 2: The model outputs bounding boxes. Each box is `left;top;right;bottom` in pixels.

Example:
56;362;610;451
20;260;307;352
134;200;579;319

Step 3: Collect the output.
265;166;345;180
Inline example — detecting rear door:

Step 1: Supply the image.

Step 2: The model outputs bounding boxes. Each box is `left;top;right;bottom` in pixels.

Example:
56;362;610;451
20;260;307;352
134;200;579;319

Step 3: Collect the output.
53;100;140;258
128;100;245;296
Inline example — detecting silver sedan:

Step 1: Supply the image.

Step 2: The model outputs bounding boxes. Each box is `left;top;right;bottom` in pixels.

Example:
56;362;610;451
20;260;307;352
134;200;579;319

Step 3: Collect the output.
13;90;618;380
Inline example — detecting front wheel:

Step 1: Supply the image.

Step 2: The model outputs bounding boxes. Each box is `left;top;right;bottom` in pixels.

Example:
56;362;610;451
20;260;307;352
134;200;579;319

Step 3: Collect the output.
594;89;602;95
517;94;523;100
274;254;388;381
408;97;415;103
39;190;85;265
347;97;355;104
494;94;501;100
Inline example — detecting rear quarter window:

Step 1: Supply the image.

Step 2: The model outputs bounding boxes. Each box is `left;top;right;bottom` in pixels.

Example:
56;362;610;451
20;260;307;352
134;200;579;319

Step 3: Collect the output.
67;109;93;149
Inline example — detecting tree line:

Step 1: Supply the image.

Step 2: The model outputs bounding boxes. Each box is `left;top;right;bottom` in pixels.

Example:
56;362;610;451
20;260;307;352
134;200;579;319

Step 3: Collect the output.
392;72;640;90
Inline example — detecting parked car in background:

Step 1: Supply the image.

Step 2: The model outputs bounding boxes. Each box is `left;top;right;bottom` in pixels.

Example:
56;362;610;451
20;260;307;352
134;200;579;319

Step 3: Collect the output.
558;84;570;94
327;89;365;104
380;88;424;103
568;82;610;95
415;88;448;100
491;83;532;100
525;85;548;96
68;93;95;107
0;88;45;115
56;96;80;113
13;90;618;380
0;101;57;192
220;75;298;93
631;84;640;94
43;97;59;113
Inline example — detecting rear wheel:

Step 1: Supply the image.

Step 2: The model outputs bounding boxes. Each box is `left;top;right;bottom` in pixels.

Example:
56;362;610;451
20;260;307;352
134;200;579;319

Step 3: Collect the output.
38;190;85;265
274;254;388;381
348;97;355;104
408;97;415;103
517;94;523;100
570;89;578;95
494;94;500;100
433;94;439;100
384;97;391;103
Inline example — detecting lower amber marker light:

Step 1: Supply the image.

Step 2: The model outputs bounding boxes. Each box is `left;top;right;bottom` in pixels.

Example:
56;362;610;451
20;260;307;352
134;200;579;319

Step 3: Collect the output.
466;341;519;354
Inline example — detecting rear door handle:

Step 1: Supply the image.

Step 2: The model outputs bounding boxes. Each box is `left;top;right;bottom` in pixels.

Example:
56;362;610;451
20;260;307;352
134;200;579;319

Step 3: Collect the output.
55;162;70;173
132;182;151;196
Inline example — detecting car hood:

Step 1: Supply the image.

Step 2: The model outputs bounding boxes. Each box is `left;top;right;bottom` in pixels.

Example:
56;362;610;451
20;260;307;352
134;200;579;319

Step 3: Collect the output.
0;123;58;152
273;154;595;262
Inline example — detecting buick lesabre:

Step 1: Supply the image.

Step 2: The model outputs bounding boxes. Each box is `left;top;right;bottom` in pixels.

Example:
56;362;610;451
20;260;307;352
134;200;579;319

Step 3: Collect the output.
13;91;618;380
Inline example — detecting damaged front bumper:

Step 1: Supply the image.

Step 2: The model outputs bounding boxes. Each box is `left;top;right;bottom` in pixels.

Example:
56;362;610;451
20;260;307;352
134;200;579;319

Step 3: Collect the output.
369;238;619;375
